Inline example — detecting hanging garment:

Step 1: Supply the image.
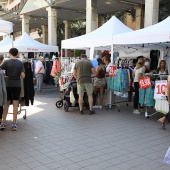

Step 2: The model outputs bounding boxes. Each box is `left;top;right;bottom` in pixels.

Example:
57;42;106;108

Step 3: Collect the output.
114;69;123;92
122;69;128;92
139;87;155;107
0;74;7;106
44;61;54;85
24;62;35;106
50;60;58;77
56;60;60;73
155;99;169;114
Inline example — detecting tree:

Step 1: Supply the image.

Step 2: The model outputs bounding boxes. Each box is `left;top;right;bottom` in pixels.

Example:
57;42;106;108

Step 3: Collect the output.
159;0;170;21
71;20;86;37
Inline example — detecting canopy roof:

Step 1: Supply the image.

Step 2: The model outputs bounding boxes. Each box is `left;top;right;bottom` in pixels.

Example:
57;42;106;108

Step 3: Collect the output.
0;20;13;36
0;35;12;46
0;32;58;53
112;16;170;48
62;16;133;50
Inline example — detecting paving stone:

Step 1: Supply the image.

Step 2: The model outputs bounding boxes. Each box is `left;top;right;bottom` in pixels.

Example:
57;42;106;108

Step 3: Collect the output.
0;88;169;170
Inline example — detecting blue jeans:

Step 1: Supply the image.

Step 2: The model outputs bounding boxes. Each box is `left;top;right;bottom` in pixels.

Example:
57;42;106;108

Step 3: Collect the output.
36;74;43;92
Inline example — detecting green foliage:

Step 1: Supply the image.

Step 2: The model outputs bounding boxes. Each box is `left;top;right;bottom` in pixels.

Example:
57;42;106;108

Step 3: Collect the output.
159;1;170;21
57;22;65;50
71;20;86;37
74;50;82;57
100;8;136;25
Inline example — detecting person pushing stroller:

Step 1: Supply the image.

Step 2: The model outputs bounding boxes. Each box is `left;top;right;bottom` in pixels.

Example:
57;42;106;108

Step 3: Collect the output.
73;54;96;115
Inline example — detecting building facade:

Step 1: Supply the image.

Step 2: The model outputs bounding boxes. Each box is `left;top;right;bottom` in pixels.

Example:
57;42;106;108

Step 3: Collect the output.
0;0;161;49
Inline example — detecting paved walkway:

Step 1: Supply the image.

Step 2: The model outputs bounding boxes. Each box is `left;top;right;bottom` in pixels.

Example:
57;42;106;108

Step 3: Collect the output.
1;87;170;170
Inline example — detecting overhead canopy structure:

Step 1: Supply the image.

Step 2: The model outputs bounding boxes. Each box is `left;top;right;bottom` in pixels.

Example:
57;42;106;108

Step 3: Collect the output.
0;20;13;36
0;32;58;53
109;16;170;59
62;16;133;51
0;36;12;46
112;16;170;49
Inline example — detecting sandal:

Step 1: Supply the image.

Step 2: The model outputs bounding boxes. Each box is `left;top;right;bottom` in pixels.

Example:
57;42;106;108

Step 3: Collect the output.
157;120;166;130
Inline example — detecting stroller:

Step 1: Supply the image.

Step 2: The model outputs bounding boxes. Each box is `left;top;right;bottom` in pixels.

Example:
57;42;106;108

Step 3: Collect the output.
56;81;89;112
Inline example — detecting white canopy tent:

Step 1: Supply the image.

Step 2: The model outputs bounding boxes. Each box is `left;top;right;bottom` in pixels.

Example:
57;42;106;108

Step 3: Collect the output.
111;16;170;58
0;20;13;36
0;32;58;53
0;36;12;46
61;16;133;60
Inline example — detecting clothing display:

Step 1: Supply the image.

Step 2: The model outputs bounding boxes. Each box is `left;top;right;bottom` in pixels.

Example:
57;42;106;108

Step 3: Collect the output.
0;74;7;106
108;68;131;92
23;62;35;106
155;99;169;114
139;87;155;107
50;60;60;77
150;50;159;70
44;61;54;85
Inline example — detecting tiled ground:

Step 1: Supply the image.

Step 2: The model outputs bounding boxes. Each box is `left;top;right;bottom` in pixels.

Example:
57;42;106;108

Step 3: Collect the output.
1;87;170;170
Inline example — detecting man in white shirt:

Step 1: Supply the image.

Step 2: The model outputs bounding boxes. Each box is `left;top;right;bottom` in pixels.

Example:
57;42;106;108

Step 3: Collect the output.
35;56;45;94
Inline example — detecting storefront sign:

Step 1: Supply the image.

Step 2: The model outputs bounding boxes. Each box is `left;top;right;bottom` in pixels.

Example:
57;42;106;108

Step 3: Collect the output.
154;80;168;99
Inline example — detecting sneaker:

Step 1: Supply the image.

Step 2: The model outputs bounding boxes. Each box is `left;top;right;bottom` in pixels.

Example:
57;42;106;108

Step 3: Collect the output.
98;105;102;109
89;110;95;115
12;123;17;131
0;122;6;130
92;105;98;109
133;110;141;114
79;110;84;115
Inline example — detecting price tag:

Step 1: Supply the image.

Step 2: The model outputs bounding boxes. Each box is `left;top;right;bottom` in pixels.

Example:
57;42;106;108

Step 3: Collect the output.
109;65;117;77
139;76;151;89
154;80;168;99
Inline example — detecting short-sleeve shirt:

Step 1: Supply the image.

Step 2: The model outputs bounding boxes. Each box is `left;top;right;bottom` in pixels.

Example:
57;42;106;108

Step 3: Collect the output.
0;59;25;87
74;60;93;84
36;60;45;74
134;67;143;82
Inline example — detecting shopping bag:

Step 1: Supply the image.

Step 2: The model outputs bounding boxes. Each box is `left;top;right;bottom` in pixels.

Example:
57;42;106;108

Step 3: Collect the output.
70;90;75;104
139;76;151;89
164;146;170;164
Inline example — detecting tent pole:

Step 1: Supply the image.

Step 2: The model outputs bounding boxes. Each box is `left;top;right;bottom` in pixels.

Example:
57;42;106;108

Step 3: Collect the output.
11;32;14;48
90;46;94;60
108;44;114;108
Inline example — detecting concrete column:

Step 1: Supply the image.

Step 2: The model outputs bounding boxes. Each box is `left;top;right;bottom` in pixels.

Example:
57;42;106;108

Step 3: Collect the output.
46;7;57;46
135;8;142;30
86;0;97;58
20;14;29;35
86;0;97;33
41;25;48;44
94;14;102;57
144;0;159;27
63;20;72;57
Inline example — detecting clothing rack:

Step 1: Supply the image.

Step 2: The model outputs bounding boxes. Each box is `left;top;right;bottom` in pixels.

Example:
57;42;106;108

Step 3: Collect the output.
18;104;27;119
106;69;129;112
144;74;169;118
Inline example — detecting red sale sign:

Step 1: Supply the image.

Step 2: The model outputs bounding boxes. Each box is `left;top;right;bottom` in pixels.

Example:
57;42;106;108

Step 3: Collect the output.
109;65;117;77
154;80;168;99
139;76;151;89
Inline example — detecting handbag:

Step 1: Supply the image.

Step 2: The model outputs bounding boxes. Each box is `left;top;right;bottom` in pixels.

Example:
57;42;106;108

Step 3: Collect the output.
139;76;151;89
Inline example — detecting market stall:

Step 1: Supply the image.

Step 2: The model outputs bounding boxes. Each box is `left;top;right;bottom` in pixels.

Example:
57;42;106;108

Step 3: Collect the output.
61;16;133;60
0;20;13;36
111;16;170;59
0;32;58;53
109;16;170;117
